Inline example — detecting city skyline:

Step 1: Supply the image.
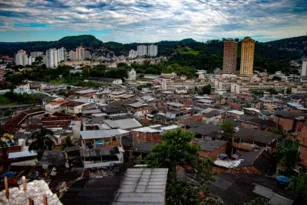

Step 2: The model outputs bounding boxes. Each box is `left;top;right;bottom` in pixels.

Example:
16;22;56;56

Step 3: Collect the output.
0;0;307;43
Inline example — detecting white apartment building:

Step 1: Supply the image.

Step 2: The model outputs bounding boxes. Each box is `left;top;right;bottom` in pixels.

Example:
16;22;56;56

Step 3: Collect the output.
46;48;58;68
76;46;85;60
57;47;66;62
148;45;158;57
128;49;138;58
301;58;307;77
30;51;43;58
137;45;147;56
69;50;76;60
15;50;28;66
84;50;91;59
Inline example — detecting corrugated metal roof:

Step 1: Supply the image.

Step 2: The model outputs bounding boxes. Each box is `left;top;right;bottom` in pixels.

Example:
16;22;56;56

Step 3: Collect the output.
105;118;142;130
112;168;168;205
80;129;129;140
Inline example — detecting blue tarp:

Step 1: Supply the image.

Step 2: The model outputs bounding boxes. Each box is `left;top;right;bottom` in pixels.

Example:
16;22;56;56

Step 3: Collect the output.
276;176;291;184
1;172;16;178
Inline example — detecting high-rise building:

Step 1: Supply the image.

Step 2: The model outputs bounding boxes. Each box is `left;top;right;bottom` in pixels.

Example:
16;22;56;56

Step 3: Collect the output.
84;50;91;59
137;45;147;57
30;51;43;58
46;48;58;68
57;47;66;62
15;49;28;66
240;37;255;77
302;58;307;77
223;39;237;74
128;49;138;58
147;45;158;57
76;46;85;60
69;50;76;61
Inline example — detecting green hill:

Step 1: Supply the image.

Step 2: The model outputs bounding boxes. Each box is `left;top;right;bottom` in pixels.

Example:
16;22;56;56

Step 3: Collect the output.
0;35;103;56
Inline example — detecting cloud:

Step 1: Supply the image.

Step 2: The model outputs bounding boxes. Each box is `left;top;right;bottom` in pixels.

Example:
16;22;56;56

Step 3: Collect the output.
0;0;306;42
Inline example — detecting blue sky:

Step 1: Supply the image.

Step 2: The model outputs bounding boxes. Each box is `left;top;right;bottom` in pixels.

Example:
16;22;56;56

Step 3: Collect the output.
0;0;306;43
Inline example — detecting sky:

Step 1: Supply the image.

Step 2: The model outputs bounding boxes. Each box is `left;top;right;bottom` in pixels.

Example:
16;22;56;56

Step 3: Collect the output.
0;0;307;43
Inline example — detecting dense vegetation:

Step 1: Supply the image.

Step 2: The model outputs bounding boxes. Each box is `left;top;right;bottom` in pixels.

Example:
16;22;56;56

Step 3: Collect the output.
1;35;306;75
0;35;103;56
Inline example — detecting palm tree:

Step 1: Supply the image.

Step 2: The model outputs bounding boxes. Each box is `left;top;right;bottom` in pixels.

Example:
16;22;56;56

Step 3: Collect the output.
28;127;55;159
0;133;13;172
62;137;74;150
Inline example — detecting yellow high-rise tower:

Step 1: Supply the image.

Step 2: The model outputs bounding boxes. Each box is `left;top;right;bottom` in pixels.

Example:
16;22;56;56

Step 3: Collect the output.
240;37;255;77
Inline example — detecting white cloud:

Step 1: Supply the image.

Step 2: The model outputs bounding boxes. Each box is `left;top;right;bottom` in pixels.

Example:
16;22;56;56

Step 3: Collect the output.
0;0;306;42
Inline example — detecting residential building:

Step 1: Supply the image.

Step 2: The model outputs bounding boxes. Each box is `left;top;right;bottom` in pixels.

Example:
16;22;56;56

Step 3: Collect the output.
137;45;147;56
240;37;255;77
128;49;138;58
223;39;237;74
84;50;91;59
30;51;43;58
301;58;307;77
127;68;136;81
15;49;28;66
68;50;76;60
75;46;85;60
57;47;66;62
148;44;158;57
46;48;58;68
79;129;129;168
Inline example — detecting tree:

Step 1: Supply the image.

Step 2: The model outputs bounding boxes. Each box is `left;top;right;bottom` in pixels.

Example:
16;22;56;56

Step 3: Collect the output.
276;138;300;171
62;137;74;150
219;119;235;138
244;197;269;205
145;129;216;205
295;172;307;204
201;85;211;95
28;127;55;159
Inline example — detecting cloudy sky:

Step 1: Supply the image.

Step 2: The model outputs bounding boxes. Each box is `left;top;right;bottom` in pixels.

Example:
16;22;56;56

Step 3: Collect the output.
0;0;307;43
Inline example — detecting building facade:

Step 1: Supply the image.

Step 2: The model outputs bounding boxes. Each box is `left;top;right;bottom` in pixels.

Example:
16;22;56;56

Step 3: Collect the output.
69;50;76;61
128;49;138;58
46;48;58;68
223;39;237;74
30;51;43;58
75;46;85;60
57;47;66;62
301;58;307;77
240;37;255;77
148;45;158;57
15;50;28;66
137;45;147;57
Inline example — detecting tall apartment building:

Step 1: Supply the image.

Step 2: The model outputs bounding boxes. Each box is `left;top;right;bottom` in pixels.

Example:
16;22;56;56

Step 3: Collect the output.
137;45;147;57
240;37;255;77
46;48;58;68
57;47;66;62
84;50;91;59
15;50;28;66
301;58;307;77
148;45;158;57
129;49;138;58
69;50;76;61
30;51;43;58
75;46;85;60
223;39;237;74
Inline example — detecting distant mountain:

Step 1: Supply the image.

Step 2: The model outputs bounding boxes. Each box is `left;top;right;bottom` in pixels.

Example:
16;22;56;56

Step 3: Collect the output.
0;35;103;56
265;35;307;57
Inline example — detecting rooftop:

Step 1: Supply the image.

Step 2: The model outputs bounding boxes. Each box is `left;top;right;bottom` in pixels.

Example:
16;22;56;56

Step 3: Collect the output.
112;168;168;205
80;129;129;140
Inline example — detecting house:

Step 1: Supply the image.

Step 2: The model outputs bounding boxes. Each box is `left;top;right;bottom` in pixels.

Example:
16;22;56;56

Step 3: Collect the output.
88;77;123;85
193;139;227;159
188;124;221;139
104;118;142;130
233;128;282;152
213;149;276;176
210;173;297;205
79;129;129;168
61;168;168;205
45;100;69;113
127;68;136;81
112;168;168;205
127;102;153;118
